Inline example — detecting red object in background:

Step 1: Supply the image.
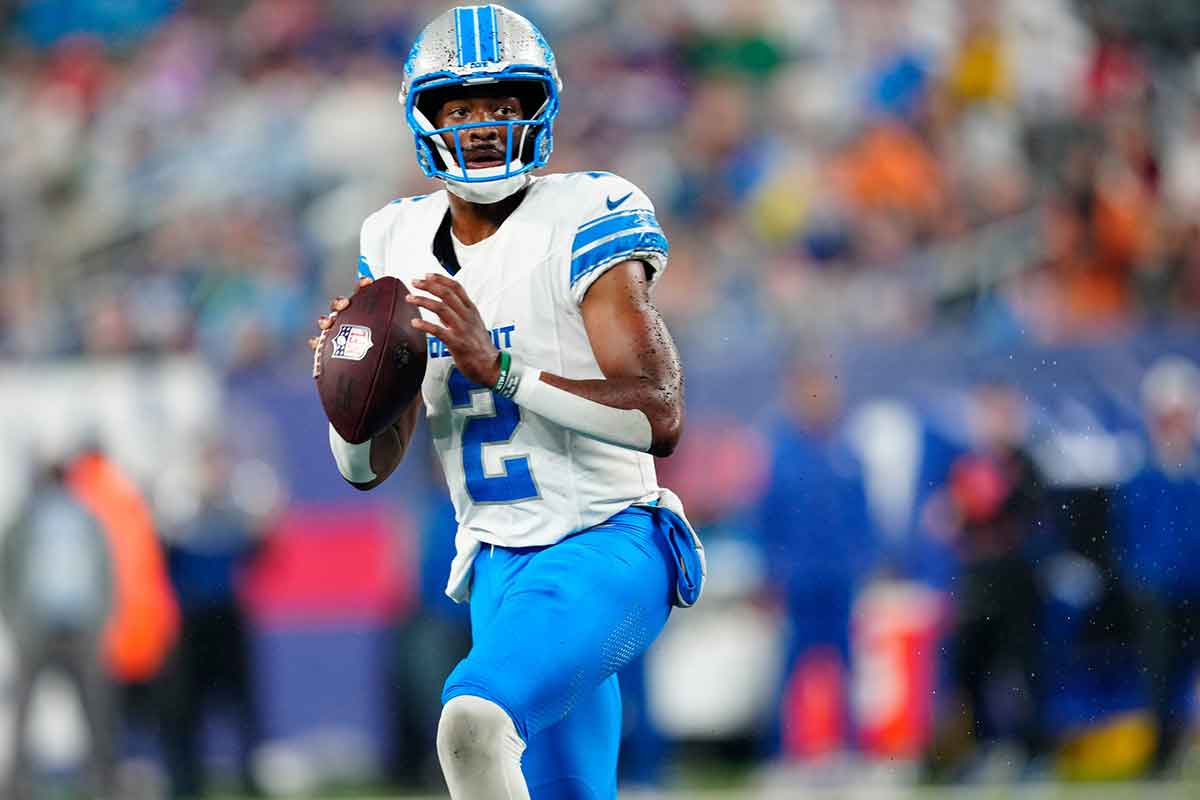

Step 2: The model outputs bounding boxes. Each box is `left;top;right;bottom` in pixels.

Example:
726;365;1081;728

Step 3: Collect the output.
653;415;769;521
853;583;943;759
781;646;846;759
242;504;415;626
1083;38;1148;115
948;454;1009;524
45;37;113;115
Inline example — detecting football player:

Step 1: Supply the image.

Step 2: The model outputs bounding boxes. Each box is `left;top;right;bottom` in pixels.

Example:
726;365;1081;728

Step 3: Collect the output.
309;5;704;798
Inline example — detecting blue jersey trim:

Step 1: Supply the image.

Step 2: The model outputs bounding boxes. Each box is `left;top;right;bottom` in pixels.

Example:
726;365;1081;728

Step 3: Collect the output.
572;209;660;256
574;207;637;234
570;230;668;286
357;255;375;280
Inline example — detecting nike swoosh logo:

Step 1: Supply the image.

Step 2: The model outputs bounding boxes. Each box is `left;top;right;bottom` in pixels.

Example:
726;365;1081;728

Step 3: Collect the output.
606;191;633;211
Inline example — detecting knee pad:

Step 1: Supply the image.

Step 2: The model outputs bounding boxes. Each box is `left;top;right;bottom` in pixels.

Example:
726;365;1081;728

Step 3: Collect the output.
437;695;528;799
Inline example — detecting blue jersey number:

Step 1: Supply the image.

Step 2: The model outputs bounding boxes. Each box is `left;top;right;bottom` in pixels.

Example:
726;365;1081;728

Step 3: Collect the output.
448;367;538;503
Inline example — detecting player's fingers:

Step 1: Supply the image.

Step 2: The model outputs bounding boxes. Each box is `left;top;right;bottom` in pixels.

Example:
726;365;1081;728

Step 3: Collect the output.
406;294;463;326
410;280;470;321
413;275;473;316
437;275;473;306
331;296;350;312
308;337;319;351
317;313;337;330
410;317;450;340
410;276;453;301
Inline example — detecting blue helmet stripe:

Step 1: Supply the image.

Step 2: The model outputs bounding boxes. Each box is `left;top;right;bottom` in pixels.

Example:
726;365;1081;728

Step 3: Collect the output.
477;5;498;62
572;209;660;255
570;230;669;286
454;8;465;65
456;7;478;65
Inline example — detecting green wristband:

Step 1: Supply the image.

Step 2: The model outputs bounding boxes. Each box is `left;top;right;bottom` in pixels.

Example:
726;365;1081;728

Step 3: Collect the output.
493;350;512;394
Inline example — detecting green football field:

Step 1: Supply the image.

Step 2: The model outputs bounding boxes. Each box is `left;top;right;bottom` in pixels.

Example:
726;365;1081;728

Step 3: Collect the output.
203;782;1200;800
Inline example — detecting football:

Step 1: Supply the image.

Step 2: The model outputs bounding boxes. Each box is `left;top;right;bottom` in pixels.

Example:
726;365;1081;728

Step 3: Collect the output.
314;276;427;444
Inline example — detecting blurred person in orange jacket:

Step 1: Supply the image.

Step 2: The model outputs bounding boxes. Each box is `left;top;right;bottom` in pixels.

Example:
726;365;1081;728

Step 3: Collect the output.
65;442;180;783
65;443;180;687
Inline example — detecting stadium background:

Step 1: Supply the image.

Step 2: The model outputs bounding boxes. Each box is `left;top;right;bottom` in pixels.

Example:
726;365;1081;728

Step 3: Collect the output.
2;0;1200;797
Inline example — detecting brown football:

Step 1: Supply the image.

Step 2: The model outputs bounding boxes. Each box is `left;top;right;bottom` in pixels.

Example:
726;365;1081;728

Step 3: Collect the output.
314;276;427;444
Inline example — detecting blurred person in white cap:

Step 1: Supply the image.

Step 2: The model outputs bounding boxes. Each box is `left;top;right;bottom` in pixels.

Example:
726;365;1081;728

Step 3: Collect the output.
1115;355;1200;775
1;459;117;800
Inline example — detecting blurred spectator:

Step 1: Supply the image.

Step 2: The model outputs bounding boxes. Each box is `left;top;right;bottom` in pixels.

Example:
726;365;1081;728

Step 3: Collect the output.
946;2;1011;109
929;381;1048;772
17;0;179;48
1;460;116;800
65;444;179;687
64;442;180;792
755;362;876;759
160;442;265;798
3;0;1200;362
1115;357;1200;775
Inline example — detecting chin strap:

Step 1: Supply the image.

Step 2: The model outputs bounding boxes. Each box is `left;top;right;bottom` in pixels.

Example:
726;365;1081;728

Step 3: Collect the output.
443;171;531;204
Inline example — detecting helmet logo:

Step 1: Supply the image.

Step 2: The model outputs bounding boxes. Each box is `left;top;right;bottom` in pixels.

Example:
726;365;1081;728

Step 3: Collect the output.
455;5;500;67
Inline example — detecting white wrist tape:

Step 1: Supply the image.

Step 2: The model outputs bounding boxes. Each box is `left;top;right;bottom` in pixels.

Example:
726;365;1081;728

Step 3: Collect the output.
328;423;377;483
510;358;654;452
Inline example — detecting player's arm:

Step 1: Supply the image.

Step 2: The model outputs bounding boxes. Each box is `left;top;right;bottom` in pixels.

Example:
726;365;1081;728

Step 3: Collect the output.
545;261;682;456
331;396;421;491
408;266;683;457
311;278;422;490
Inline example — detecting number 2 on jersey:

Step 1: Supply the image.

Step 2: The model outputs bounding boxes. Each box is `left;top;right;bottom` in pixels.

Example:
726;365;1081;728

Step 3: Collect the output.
448;367;538;503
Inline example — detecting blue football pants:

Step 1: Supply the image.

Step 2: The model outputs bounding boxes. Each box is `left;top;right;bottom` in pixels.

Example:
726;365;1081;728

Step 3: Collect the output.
442;505;675;799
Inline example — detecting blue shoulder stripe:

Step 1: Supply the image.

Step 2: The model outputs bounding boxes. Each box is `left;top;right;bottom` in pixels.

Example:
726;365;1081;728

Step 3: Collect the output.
357;255;375;280
572;209;660;256
570;230;669;286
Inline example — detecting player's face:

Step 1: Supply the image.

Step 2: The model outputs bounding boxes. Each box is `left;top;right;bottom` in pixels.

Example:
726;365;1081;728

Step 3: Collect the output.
434;93;525;169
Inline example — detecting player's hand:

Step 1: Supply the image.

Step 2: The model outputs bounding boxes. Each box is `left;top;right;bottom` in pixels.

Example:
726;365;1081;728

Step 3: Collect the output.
308;277;373;351
407;274;501;387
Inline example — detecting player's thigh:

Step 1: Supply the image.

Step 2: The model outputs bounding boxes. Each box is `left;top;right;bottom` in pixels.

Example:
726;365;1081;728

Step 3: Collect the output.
522;674;621;800
444;509;673;740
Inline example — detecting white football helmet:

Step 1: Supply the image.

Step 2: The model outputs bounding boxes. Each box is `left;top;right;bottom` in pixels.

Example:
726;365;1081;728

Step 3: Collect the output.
400;4;563;204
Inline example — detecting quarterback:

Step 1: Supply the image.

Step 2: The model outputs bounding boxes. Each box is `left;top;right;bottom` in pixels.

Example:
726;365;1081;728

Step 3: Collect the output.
310;5;704;798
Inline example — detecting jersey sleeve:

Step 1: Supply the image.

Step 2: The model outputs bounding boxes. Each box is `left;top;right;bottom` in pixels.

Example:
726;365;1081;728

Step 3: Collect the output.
357;206;390;282
567;174;669;305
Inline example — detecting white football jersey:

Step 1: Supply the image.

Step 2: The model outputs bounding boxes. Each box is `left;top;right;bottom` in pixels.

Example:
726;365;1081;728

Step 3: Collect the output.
357;172;671;600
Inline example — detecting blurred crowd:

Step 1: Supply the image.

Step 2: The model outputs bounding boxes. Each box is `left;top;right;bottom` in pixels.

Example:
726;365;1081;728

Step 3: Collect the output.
4;0;1200;796
698;351;1200;783
1;441;266;798
5;0;1200;368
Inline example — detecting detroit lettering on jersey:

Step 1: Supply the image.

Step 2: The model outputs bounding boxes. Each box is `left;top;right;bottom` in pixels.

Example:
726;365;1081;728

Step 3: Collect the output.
427;324;516;359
